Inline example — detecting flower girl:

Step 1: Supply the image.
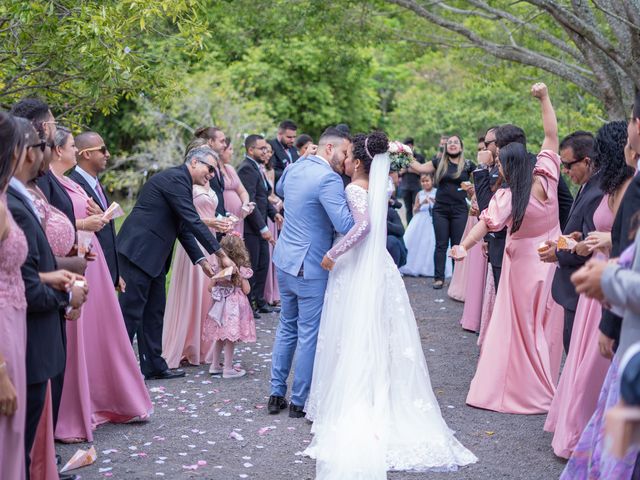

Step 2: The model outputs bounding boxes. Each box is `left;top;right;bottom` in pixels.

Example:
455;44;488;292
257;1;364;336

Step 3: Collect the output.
400;173;452;277
204;233;257;378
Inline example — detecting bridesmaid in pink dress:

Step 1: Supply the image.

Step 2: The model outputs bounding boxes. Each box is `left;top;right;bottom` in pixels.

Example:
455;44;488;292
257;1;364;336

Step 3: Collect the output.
162;183;230;367
220;143;252;237
262;143;281;305
452;84;564;413
49;131;152;442
544;120;636;458
0;196;28;479
447;214;479;302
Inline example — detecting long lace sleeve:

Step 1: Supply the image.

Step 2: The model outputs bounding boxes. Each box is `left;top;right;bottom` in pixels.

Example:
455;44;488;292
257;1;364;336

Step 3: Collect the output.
326;184;371;261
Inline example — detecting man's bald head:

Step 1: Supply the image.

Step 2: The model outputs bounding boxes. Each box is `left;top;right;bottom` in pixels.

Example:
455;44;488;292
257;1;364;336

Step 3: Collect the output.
75;131;103;152
76;131;110;175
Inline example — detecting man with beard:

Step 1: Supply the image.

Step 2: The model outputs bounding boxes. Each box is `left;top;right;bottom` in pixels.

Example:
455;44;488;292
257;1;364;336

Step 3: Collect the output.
269;120;299;186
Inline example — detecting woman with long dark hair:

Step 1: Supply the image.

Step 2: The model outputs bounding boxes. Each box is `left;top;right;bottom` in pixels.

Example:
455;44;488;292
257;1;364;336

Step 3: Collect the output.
451;83;564;414
0;111;29;480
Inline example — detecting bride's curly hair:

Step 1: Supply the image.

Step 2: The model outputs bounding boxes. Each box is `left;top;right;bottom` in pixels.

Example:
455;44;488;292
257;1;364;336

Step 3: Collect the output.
352;131;389;173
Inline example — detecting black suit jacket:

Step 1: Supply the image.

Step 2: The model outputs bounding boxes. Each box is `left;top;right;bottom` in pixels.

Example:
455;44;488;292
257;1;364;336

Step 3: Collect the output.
7;186;68;385
117;164;221;278
558;175;574;231
600;174;640;341
551;173;604;311
208;167;226;217
268;139;299;187
237;157;276;236
67;169;120;286
36;170;76;228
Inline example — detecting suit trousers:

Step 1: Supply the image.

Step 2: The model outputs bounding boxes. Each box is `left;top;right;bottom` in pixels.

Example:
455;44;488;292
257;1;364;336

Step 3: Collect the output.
402;189;419;224
24;380;48;480
245;233;270;308
271;268;327;407
432;203;468;281
118;254;169;377
488;234;506;290
563;307;576;354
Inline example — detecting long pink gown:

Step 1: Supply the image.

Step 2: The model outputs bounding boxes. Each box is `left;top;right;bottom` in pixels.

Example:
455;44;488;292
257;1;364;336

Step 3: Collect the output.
0;198;28;480
54;175;152;442
162;185;219;368
263;169;280;305
544;195;613;457
28;187;76;479
447;215;480;302
222;164;245;237
459;232;489;332
466;150;564;414
477;267;496;346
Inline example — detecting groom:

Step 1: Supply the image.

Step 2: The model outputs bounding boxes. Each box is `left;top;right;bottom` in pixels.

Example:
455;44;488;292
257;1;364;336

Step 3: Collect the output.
269;127;354;417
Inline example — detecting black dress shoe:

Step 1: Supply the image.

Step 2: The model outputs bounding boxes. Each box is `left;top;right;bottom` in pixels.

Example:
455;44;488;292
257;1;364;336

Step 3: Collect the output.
267;395;288;414
56;454;62;465
59;473;80;480
257;305;275;313
253;310;261;319
145;369;186;380
289;403;305;418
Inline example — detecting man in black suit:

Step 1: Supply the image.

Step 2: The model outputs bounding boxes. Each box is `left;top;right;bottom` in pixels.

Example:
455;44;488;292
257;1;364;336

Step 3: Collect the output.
387;197;408;268
238;135;283;316
194;126;228;218
68;131;123;289
398;137;425;224
7;123;87;479
117;146;234;380
268;120;299;187
539;131;603;353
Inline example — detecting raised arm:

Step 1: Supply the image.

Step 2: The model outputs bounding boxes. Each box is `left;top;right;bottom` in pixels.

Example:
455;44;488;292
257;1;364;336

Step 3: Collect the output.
409;160;435;175
531;82;559;153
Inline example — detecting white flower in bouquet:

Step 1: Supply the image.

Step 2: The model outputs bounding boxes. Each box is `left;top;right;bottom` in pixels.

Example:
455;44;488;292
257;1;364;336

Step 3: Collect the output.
388;141;414;171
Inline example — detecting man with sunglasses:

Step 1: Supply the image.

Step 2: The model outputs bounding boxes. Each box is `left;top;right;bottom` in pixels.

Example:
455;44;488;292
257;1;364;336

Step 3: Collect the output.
539;131;603;353
117;146;235;380
69;132;124;291
238;134;283;318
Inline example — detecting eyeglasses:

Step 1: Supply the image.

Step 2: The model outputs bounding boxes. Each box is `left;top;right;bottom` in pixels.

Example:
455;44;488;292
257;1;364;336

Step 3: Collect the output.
78;145;107;155
196;159;215;173
42;120;58;126
29;141;47;152
446;140;461;146
561;158;586;170
484;139;496;148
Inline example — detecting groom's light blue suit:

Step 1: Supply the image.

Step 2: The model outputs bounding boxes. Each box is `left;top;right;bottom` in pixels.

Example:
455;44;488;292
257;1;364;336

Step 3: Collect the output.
271;155;354;407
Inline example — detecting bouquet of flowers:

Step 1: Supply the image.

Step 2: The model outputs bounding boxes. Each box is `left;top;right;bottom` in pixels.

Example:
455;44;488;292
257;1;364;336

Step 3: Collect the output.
388;141;414;171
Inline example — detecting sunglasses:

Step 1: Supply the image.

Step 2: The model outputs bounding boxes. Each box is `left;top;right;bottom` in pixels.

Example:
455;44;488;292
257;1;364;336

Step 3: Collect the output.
78;145;107;155
29;141;47;152
196;159;215;173
561;158;586;170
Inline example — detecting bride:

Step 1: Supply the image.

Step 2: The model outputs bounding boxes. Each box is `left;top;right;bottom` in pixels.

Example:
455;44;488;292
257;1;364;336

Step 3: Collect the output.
304;131;477;479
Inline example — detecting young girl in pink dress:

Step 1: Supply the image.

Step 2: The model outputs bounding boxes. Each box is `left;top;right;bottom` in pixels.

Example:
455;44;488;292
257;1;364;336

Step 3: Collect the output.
204;233;256;378
545;121;635;458
451;83;564;414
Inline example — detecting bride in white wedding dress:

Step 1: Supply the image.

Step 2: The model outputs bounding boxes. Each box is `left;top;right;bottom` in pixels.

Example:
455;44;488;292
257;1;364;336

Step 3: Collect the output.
304;131;477;479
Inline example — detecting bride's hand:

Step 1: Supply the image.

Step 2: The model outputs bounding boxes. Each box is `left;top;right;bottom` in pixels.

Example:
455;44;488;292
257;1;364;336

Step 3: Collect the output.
321;255;335;271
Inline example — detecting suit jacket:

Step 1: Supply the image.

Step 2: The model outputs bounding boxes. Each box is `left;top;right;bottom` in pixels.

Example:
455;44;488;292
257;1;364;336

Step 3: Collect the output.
273;155;354;279
36;169;76;227
117;164;221;278
208;166;226;217
558;175;574;231
237;157;276;236
268;138;299;187
68;169;119;286
600;173;640;341
7;185;68;385
551;172;603;312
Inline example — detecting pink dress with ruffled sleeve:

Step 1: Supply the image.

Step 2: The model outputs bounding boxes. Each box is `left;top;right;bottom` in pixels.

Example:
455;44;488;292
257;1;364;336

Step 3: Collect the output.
0;198;28;480
466;150;564;414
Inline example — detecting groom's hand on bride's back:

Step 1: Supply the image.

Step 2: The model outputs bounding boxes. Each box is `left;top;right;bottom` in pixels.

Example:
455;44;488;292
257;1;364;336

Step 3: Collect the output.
321;254;335;271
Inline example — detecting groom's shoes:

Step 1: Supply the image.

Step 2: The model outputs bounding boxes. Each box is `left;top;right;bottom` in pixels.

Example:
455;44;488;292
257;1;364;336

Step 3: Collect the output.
267;395;288;414
289;403;305;418
145;369;186;380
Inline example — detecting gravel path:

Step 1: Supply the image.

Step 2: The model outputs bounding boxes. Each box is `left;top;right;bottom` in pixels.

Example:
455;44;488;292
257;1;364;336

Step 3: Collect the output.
57;276;566;479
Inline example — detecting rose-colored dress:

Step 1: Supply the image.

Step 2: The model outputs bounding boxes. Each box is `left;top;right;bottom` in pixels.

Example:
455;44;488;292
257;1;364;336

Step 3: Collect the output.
466;150;564;414
54;175;152;442
222;164;245;237
447;215;481;301
203;265;256;343
263;168;281;305
459;225;489;332
0;198;28;480
544;195;613;457
163;185;219;367
477;266;496;346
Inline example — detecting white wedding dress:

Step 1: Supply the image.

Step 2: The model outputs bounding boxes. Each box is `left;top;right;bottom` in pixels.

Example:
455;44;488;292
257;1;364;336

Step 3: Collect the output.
304;153;477;479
